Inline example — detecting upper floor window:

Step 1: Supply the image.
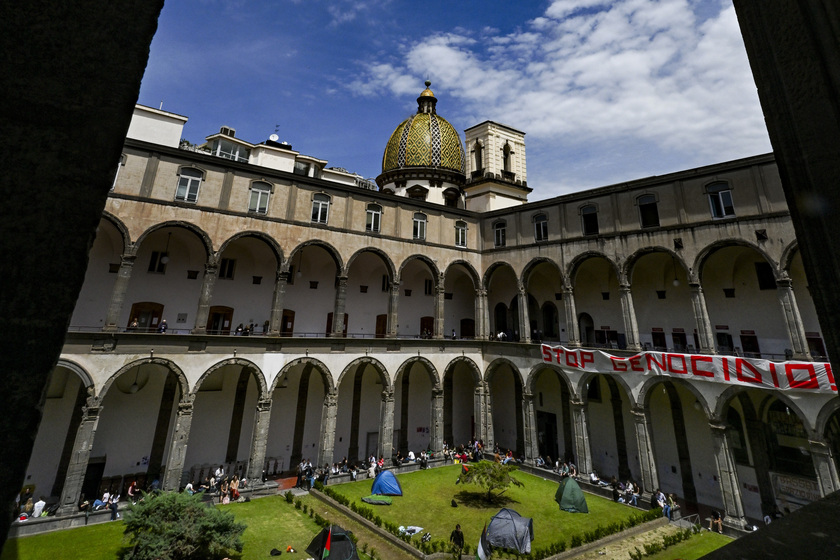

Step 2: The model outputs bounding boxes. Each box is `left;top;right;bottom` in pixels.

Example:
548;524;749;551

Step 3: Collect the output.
637;194;660;228
502;142;512;172
413;212;427;240
494;221;506;248
455;221;467;248
533;213;548;242
407;185;428;201
249;181;271;214
148;251;168;274
311;193;330;223
111;154;126;191
175;167;203;203
219;258;236;280
707;182;735;218
473;140;483;173
366;203;382;233
581;204;599;235
294;161;312;176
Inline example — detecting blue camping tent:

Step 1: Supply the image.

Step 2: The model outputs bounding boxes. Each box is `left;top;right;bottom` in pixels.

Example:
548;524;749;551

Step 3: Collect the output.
371;470;403;496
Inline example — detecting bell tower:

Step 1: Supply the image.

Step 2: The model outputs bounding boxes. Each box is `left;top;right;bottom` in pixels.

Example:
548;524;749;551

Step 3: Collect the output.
463;121;531;211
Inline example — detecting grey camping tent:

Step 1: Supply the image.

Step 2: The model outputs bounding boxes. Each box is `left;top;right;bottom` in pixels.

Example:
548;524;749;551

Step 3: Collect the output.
486;508;534;554
554;477;589;513
306;525;360;560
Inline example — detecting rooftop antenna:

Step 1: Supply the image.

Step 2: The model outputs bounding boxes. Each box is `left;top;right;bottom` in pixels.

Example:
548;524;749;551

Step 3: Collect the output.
159;101;164;110
275;124;280;134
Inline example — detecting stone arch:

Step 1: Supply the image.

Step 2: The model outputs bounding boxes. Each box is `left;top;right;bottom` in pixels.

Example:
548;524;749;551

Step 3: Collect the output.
55;359;96;395
525;363;572;395
485;357;524;386
134;220;215;260
217;231;284;264
100;211;132;254
193;358;268;399
442;356;482;385
815;397;840;437
482;260;517;290
779;239;800;276
521;256;563;287
98;358;190;403
693;239;780;283
714;384;814;433
623;246;689;284
272;357;335;394
397;254;440;283
394;356;441;388
443;260;481;290
346;247;396;280
638;376;711;417
336;356;390;390
576;371;636;407
567;250;620;284
286;240;344;274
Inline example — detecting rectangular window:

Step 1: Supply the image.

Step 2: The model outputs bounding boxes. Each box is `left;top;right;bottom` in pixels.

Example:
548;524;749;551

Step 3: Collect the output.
494;223;506;247
581;206;599;235
175;169;202;203
366;205;382;233
638;195;660;228
249;184;270;214
755;262;776;290
413;213;426;240
219;258;236;280
148;251;167;274
455;221;467;248
312;194;330;223
424;279;433;295
708;186;735;218
534;215;548;242
381;275;390;292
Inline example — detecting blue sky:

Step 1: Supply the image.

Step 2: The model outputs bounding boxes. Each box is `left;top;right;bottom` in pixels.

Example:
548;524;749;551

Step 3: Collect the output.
138;0;771;200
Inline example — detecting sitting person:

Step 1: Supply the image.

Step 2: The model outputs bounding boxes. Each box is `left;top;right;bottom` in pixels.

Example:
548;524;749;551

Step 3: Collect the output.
393;451;403;467
589;471;610;486
535;456;545;468
710;510;723;533
407;450;416;462
502;450;515;464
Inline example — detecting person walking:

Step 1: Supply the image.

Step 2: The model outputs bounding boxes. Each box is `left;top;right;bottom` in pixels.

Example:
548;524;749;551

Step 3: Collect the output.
449;523;464;560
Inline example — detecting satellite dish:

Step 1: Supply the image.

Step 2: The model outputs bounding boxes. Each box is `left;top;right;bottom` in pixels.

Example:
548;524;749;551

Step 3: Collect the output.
269;134;279;142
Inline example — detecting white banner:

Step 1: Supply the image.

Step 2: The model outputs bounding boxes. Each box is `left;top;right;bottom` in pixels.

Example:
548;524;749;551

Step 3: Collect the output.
540;344;836;394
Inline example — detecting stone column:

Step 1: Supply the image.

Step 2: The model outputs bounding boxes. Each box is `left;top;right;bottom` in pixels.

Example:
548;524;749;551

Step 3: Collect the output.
630;406;659;494
268;270;289;336
191;262;218;334
619;283;642;351
387;282;400;338
378;388;395;459
709;421;747;528
522;392;539;462
431;388;444;452
777;278;812;360
318;391;338;467
518;284;531;343
477;289;489;339
570;400;592;475
475;382;493;448
163;400;194;491
689;282;716;353
809;438;840;496
246;399;272;484
562;285;581;347
330;275;348;337
434;283;446;339
58;403;101;515
103;254;136;331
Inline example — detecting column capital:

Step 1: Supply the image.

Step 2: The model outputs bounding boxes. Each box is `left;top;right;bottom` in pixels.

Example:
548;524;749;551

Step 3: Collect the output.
177;401;194;415
119;254;137;266
257;399;272;412
477;288;488;297
204;262;218;275
708;420;728;434
776;277;793;289
689;281;703;291
619;283;632;292
276;269;290;283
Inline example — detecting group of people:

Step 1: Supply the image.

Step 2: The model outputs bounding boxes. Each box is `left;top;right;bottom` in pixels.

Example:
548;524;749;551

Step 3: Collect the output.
16;490;47;521
535;455;579;479
192;465;246;504
653;489;680;521
609;478;640;507
233;321;269;336
442;439;485;464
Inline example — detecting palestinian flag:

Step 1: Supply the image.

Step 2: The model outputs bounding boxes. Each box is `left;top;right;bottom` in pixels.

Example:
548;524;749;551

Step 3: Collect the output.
322;526;332;560
475;522;490;560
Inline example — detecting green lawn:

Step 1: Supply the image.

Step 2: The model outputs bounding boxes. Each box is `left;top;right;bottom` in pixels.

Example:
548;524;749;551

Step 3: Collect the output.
328;465;647;551
642;531;733;560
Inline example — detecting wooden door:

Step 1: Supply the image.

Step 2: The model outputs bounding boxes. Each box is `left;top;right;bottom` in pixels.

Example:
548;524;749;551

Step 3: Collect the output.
460;318;475;339
207;306;233;335
128;302;164;332
420;316;434;338
375;314;387;338
326;312;349;337
281;309;295;337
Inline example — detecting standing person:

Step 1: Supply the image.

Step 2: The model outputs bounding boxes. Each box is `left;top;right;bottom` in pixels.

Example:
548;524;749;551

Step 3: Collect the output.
215;465;225;491
449;523;465;560
157;318;167;333
109;494;119;521
127;480;137;504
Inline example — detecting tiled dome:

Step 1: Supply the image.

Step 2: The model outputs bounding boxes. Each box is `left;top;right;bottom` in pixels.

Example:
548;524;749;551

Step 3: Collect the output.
381;82;465;174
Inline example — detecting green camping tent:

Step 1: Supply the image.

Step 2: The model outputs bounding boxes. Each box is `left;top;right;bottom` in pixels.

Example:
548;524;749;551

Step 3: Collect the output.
555;477;589;513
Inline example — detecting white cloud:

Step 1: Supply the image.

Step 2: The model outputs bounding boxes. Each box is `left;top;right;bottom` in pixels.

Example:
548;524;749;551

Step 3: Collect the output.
350;0;770;197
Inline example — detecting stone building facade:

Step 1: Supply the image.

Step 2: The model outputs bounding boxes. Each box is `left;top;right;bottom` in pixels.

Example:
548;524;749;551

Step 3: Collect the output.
27;88;840;530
